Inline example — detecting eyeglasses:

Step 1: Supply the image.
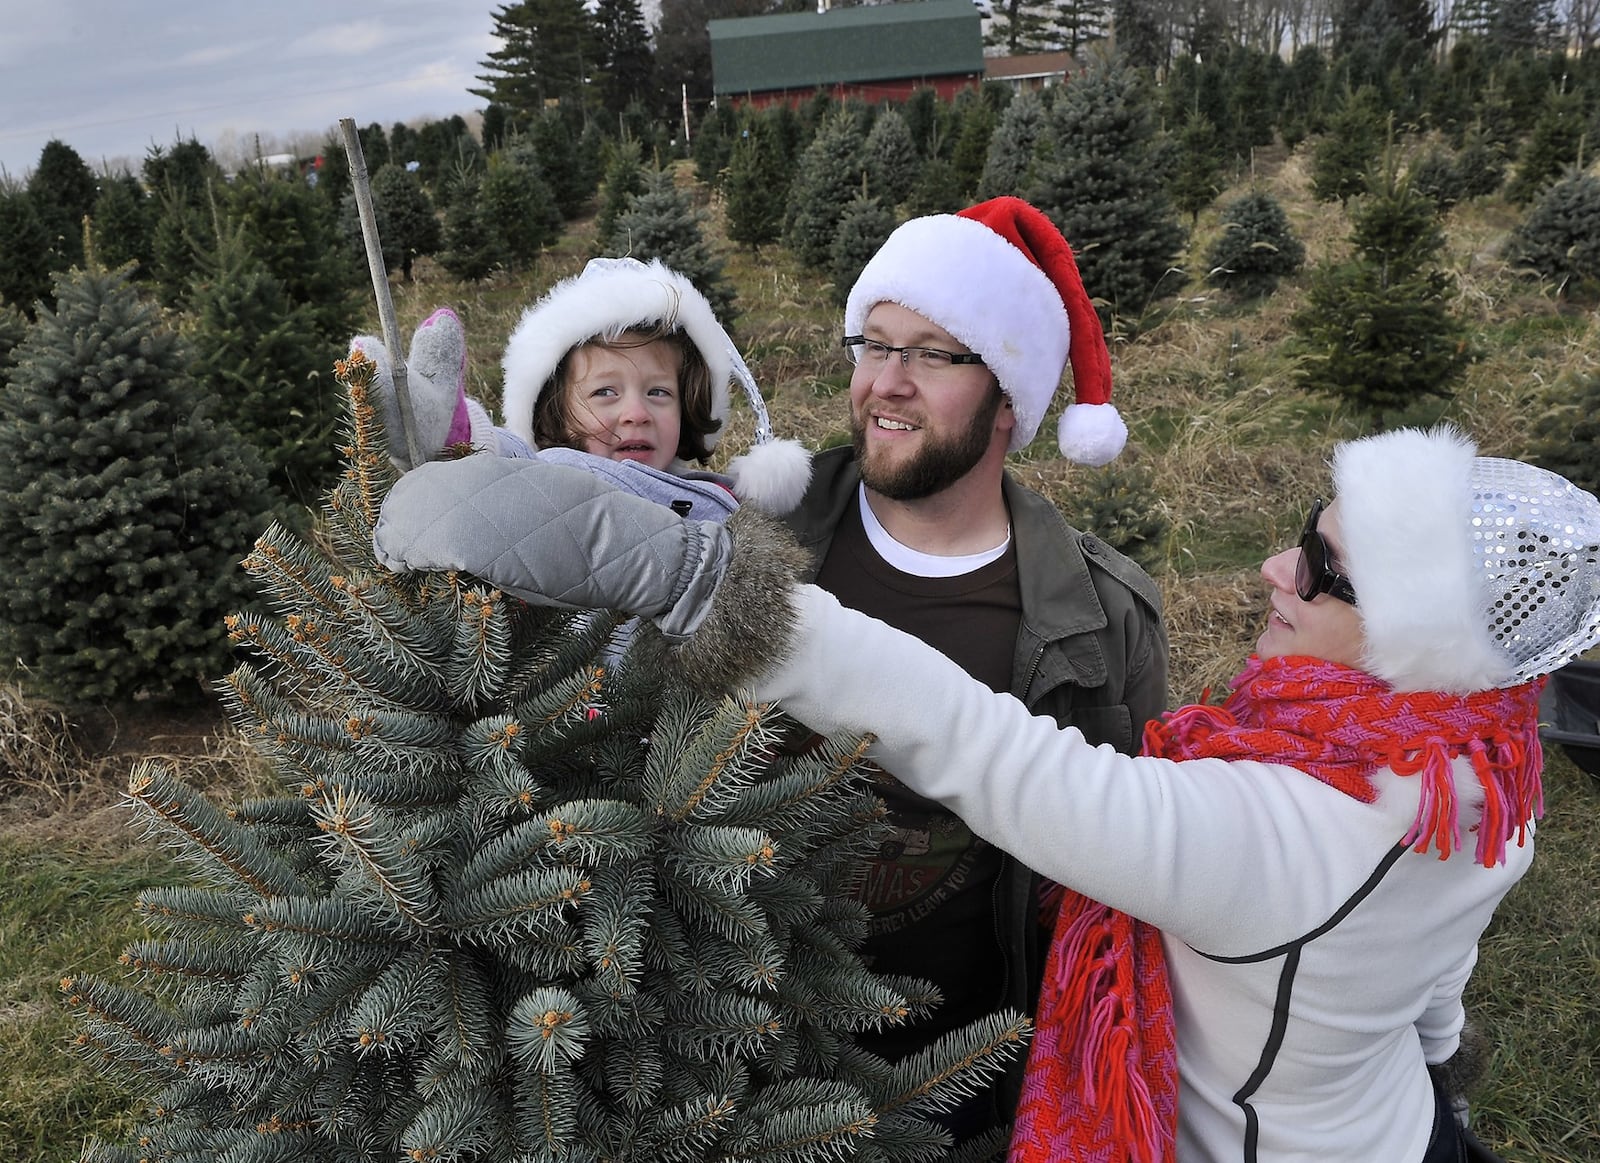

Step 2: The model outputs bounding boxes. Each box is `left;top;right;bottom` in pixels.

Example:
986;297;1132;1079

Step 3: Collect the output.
1296;498;1357;605
842;335;986;374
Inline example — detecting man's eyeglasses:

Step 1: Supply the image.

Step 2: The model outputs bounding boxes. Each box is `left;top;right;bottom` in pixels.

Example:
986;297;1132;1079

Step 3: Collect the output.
1296;498;1357;605
842;335;986;373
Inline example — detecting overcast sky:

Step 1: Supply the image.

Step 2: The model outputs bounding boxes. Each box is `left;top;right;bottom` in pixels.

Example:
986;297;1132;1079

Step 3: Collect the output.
0;0;498;180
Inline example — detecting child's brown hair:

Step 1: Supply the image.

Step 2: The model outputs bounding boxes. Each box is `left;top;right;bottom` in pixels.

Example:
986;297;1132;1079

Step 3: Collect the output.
530;324;722;464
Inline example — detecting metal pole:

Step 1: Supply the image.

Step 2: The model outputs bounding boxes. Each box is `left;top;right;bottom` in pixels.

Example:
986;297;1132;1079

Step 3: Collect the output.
339;117;423;469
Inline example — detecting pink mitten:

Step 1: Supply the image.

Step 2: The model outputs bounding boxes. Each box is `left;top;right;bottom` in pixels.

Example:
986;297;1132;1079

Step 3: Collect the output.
351;307;477;472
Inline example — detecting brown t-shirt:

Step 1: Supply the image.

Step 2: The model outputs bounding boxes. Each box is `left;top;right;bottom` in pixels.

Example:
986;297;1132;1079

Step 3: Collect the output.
812;496;1022;1063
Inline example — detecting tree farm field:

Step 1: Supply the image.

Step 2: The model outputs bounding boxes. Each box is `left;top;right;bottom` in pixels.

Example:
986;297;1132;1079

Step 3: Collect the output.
3;151;1599;1160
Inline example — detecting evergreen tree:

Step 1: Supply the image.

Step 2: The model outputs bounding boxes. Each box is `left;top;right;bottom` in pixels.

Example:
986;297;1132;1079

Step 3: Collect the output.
1204;190;1306;300
391;122;422;167
949;93;999;199
147;190;212;309
829;193;896;307
1277;45;1328;149
474;0;596;121
977;89;1047;201
439;174;514;282
26;139;99;272
904;155;965;217
532;110;594;219
1031;60;1188;328
418;118;488;206
863;108;918;208
596;138;651;251
783;110;868;270
987;0;1065;53
1068;460;1171;573
593;0;656;116
66;351;1030;1160
0;265;279;706
358;122;391;171
142;138;224;211
1309;87;1384;205
608;169;737;322
1291;157;1468;426
1505;90;1586;203
0;301;26;376
482;103;514;154
694;103;739;188
1455;124;1508;198
901;88;942;157
722;123;789;252
183;229;343;508
482;147;564;270
91;172;155;279
1407;147;1464;211
1531;369;1600;496
342;164;442;282
1169;112;1225;226
1504;171;1600;298
0;186;54;316
224;166;362;345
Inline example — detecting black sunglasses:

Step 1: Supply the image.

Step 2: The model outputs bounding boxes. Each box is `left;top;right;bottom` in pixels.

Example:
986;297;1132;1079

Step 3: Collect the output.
1296;498;1357;605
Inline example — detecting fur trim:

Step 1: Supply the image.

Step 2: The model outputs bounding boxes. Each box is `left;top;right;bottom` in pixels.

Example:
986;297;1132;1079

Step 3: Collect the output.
844;213;1069;452
666;505;808;697
1057;402;1127;466
501;258;735;451
724;438;813;514
1333;427;1513;693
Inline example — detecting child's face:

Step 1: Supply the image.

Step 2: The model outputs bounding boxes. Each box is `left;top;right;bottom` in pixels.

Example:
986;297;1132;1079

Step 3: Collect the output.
564;339;684;471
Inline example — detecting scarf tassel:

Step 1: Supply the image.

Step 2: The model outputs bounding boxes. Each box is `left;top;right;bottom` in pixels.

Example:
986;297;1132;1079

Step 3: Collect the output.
1011;893;1172;1163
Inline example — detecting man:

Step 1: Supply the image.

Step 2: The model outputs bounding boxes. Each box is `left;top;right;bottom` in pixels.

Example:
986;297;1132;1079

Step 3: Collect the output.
783;196;1170;1147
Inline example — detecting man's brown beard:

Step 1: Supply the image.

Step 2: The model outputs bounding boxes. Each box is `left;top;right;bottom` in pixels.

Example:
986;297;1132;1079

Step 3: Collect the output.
852;388;1005;501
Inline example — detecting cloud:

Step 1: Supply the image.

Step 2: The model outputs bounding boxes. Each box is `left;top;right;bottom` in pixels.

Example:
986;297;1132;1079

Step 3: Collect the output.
0;0;491;178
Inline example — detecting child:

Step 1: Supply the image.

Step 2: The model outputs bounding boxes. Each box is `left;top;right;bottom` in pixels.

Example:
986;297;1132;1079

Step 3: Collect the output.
352;257;809;519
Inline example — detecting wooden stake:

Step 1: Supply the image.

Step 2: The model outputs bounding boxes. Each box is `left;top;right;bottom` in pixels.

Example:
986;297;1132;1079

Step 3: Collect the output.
339;117;423;469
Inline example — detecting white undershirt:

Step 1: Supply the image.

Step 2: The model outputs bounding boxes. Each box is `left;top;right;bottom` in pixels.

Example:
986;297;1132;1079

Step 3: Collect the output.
857;484;1011;577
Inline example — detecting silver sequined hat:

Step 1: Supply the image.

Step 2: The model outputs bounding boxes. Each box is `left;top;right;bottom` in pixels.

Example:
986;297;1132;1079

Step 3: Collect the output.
1333;426;1600;693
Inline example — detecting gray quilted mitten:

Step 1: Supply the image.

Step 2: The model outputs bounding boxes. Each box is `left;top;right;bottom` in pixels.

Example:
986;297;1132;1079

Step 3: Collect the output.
373;455;807;691
374;455;729;641
351;307;482;472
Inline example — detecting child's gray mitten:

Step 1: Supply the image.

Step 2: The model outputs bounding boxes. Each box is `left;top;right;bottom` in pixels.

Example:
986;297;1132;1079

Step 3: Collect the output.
351;307;494;472
372;456;808;690
373;455;730;641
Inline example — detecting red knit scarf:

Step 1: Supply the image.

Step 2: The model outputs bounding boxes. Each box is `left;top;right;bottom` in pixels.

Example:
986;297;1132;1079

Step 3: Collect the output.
1009;654;1545;1163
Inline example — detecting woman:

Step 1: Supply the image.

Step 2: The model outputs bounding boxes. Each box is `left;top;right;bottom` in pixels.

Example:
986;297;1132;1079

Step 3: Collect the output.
374;426;1600;1161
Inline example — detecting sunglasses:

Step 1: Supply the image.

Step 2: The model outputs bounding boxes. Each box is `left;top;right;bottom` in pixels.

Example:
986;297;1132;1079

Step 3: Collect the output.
1296;498;1357;605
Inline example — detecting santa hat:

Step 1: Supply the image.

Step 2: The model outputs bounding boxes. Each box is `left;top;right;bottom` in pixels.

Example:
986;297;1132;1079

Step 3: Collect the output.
501;257;811;512
844;196;1125;465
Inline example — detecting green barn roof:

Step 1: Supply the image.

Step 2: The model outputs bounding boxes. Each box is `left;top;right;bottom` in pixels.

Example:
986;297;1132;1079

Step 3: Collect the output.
709;0;983;97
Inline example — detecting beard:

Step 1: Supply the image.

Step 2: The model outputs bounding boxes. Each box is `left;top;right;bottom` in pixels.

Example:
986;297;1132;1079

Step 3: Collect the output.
852;388;1005;501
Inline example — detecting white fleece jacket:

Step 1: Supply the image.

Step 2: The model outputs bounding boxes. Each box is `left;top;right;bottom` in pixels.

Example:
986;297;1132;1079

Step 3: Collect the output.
754;586;1533;1163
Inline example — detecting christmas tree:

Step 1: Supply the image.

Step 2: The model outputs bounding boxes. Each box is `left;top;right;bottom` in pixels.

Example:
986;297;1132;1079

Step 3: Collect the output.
0;263;280;706
65;349;1028;1162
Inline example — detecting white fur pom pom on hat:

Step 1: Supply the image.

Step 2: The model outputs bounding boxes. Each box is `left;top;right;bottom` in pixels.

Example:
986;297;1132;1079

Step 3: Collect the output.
844;196;1124;464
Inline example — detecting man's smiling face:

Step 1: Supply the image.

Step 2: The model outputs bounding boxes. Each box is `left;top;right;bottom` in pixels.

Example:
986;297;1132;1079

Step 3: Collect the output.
848;303;1010;501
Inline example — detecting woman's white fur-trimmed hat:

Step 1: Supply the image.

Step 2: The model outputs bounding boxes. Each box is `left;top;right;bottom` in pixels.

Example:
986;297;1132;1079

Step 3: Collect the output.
501;257;810;512
1334;426;1600;693
844;196;1125;465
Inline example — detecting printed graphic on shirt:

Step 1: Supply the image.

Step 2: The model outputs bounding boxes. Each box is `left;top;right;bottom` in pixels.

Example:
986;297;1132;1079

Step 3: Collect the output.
853;769;989;935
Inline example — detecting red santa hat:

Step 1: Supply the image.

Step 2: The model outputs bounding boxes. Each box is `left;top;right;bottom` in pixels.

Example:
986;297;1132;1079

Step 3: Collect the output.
501;257;811;512
843;196;1125;465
